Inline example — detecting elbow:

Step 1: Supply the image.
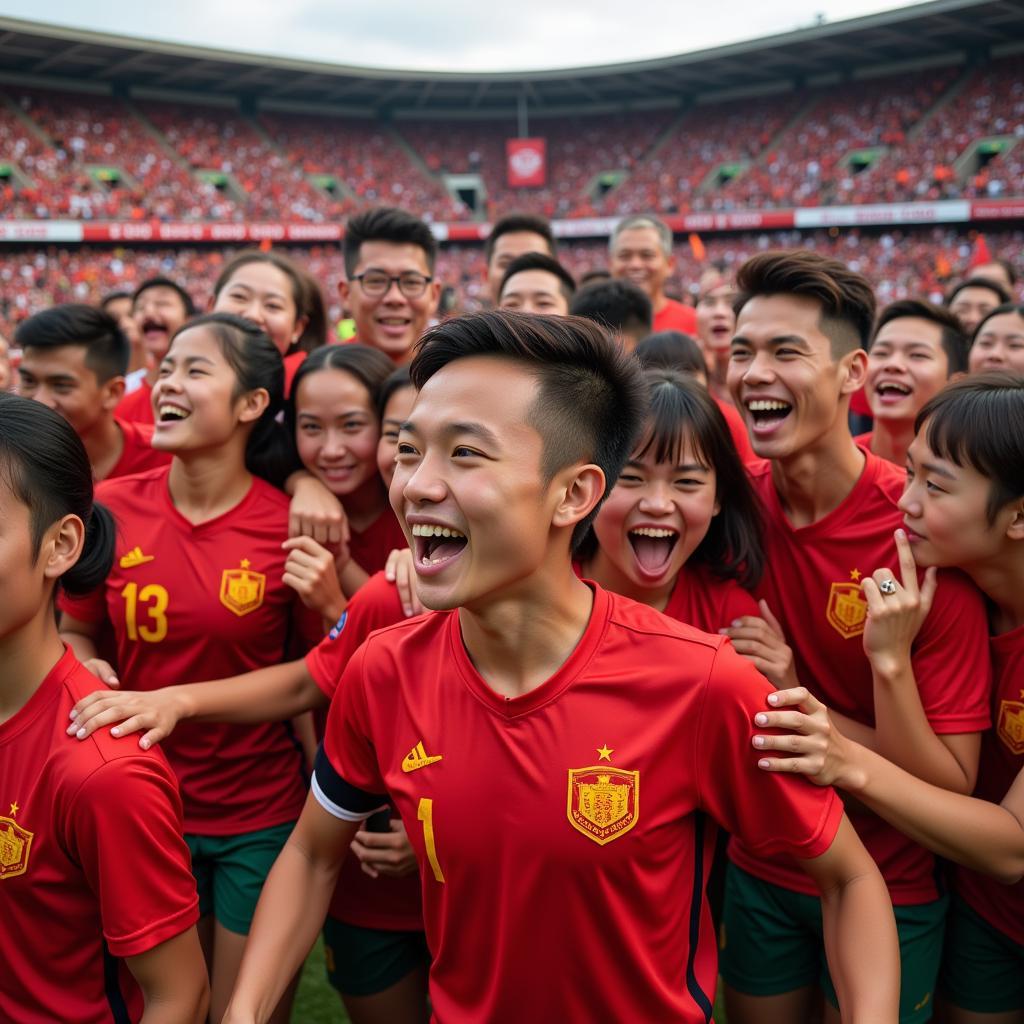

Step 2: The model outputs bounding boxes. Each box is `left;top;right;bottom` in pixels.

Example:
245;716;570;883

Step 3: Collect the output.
993;860;1024;886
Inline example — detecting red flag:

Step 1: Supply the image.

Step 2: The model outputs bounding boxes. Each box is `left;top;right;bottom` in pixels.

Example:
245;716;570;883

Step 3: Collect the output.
970;234;991;267
507;138;547;188
258;238;273;252
688;233;706;262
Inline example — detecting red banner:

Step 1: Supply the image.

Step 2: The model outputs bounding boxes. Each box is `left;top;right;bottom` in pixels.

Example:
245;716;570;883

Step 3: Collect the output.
507;138;547;188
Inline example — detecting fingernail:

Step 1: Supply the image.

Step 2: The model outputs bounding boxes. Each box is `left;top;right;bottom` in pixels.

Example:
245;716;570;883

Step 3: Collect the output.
69;709;78;720
753;735;766;747
111;727;120;736
66;724;77;734
76;728;86;739
758;759;771;769
767;693;779;705
896;528;906;539
754;713;768;725
140;739;150;750
731;620;742;627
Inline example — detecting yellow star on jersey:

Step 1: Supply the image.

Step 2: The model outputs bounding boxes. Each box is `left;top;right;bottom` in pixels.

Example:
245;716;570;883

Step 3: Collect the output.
9;801;19;816
240;558;251;569
597;744;613;761
849;568;862;582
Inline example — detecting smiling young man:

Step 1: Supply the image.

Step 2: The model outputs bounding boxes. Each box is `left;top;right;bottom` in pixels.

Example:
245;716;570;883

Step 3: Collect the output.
720;251;992;1024
859;299;968;467
339;207;442;364
222;309;897;1024
15;304;171;481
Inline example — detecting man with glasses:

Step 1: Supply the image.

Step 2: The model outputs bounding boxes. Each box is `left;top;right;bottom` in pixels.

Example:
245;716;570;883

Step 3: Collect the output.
339;207;442;364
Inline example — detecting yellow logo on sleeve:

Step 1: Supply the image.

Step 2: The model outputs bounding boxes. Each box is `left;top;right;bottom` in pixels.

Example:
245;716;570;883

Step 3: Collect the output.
826;569;868;639
119;546;155;569
219;559;266;617
0;803;32;881
402;741;443;773
567;749;639;846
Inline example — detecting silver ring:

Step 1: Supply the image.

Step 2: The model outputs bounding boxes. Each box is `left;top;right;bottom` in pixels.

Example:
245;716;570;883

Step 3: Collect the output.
879;578;898;595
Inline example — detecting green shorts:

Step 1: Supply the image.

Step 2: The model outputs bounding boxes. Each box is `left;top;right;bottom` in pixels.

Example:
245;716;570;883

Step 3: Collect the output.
719;863;946;1023
186;822;294;936
322;915;431;997
941;895;1024;1013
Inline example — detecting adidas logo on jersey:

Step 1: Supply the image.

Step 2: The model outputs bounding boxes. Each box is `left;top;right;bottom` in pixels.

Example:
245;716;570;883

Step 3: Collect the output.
120;546;155;569
401;741;443;773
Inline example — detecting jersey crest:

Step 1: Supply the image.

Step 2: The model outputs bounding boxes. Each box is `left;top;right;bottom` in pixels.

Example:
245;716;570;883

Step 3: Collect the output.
567;765;639;846
826;573;868;639
219;559;266;617
998;699;1024;755
0;809;33;881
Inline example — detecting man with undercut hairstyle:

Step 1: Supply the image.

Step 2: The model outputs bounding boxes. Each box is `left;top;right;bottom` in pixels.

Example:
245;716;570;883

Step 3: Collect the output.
15;304;170;481
720;250;992;1024
498;252;576;316
570;279;653;353
483;212;557;305
609;213;697;335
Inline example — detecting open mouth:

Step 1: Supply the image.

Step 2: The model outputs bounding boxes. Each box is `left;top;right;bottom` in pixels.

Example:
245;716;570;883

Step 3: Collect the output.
142;318;168;338
745;398;793;434
874;381;912;402
157;403;190;423
628;526;679;576
411;523;468;572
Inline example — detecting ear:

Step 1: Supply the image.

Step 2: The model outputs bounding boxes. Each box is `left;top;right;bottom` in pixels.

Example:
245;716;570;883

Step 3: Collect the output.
100;375;126;413
948;370;967;384
291;314;309;346
1006;504;1024;542
427;280;443;316
41;513;86;582
551;463;606;534
839;348;868;395
338;279;351;304
236;387;270;425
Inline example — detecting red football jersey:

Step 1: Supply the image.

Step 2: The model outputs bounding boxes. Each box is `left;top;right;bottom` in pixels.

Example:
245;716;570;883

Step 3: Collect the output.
853;430;874;452
956;624;1024;942
652;297;698;335
730;451;992;903
284;350;306;396
114;380;154;425
663;562;759;632
59;467;316;835
714;395;757;464
0;647;198;1024
104;419;171;481
349;507;408;577
314;585;842;1023
306;571;422;931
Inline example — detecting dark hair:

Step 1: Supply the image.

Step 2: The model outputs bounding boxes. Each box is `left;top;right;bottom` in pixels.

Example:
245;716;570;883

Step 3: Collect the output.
971;302;1024;343
872;299;969;375
946;276;1011;308
570;280;653;338
578;370;764;588
131;275;196;317
916;372;1024;523
635;330;708;378
170;313;293;487
15;304;128;382
99;290;133;311
734;250;876;356
499;252;576;302
379;366;414;418
410;310;646;548
0;393;114;596
484;213;556;264
344;207;437;277
212;249;327;356
977;257;1017;287
287;343;394;436
579;269;612;288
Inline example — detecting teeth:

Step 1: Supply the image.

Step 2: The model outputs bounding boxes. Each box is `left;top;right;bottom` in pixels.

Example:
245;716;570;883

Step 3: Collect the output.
158;404;188;419
747;399;791;412
630;527;677;539
411;524;466;539
877;383;911;394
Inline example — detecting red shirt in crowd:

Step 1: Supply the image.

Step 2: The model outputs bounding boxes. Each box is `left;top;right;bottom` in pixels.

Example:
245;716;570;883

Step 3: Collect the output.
314;584;842;1023
103;419;171;481
349;508;408;577
59;467;319;835
956;624;1024;942
714;396;757;464
653;297;698;335
0;647;198;1023
115;380;154;425
730;451;992;904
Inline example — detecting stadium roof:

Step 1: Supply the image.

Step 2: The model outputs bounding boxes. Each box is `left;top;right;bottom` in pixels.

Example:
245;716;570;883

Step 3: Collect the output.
0;0;1022;117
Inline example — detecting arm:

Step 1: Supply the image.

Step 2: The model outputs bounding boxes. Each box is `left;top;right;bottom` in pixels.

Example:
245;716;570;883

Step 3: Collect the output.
68;659;326;749
59;613;121;686
721;600;799;690
127;927;208;1024
800;816;899;1023
285;471;348;548
282;536;348;624
756;688;1024;885
223;792;360;1024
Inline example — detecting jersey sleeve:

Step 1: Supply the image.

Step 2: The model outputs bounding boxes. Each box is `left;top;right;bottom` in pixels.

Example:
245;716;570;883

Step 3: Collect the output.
63;756;199;958
312;644;389;822
910;569;992;734
695;641;843;859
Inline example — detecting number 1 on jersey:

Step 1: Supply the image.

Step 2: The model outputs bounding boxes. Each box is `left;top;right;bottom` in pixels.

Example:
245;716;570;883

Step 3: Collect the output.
417;798;445;883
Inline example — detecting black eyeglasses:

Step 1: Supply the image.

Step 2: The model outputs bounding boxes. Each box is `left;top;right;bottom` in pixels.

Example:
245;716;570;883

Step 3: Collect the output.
352;271;433;299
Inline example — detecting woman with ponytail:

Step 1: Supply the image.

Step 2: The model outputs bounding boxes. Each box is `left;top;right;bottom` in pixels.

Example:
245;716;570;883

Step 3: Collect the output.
0;393;208;1023
59;313;322;1024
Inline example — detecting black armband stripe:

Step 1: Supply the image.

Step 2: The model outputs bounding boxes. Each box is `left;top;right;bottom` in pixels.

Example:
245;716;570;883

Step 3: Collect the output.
312;744;388;821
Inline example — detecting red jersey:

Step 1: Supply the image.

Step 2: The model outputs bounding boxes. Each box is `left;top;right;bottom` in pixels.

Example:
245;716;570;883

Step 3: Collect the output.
854;430;873;452
284;350;306;396
59;467;317;835
664;562;759;632
315;585;842;1023
115;380;154;425
103;419;171;481
0;648;198;1024
306;572;422;931
730;451;992;903
956;624;1024;942
850;384;873;419
713;395;756;464
349;507;408;577
652;297;698;335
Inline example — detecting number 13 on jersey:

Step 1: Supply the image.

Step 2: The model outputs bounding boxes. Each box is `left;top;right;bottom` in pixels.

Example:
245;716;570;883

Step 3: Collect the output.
417;798;445;883
121;582;169;643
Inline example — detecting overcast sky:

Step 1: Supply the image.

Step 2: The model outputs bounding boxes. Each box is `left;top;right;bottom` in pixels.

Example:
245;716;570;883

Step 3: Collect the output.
0;1;930;71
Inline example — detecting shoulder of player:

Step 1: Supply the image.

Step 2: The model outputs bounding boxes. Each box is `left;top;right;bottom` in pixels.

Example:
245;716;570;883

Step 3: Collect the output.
607;590;726;653
863;450;907;505
354;606;451;662
95;464;170;505
243;476;293;519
